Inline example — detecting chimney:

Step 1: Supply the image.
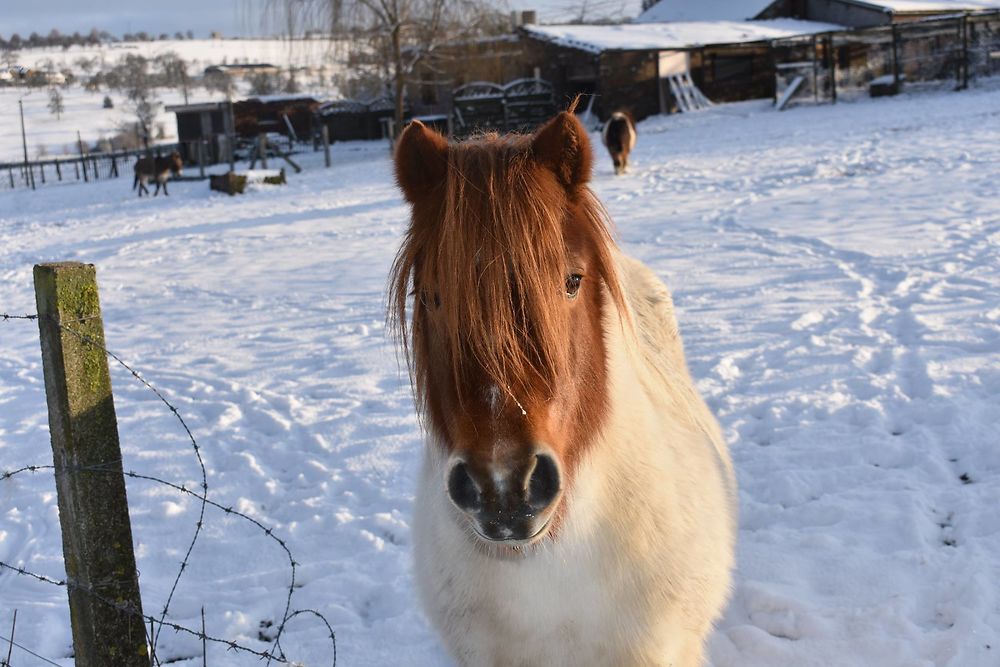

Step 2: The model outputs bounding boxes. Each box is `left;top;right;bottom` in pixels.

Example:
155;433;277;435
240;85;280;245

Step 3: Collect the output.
511;9;538;29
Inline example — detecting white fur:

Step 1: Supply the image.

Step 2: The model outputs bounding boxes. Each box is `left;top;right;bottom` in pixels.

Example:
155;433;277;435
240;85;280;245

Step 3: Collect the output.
413;251;737;666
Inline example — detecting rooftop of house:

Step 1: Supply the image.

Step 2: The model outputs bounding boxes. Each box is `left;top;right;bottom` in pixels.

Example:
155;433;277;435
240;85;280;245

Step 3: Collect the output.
844;0;1000;12
637;0;999;22
522;19;843;53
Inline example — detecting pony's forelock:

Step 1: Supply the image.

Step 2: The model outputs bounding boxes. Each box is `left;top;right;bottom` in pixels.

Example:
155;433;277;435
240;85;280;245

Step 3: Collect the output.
390;132;624;416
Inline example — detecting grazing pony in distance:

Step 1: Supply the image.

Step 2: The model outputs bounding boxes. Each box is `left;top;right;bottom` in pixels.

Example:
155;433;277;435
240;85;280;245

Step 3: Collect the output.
390;106;736;666
602;110;636;175
133;151;183;197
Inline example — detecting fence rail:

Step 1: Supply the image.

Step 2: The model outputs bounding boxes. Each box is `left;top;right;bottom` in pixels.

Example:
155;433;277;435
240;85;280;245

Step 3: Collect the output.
0;143;183;192
0;266;337;666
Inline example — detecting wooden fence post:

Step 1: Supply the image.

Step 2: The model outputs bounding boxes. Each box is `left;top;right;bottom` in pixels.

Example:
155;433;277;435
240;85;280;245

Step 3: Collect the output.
891;25;901;90
322;124;331;168
259;133;268;169
33;263;149;667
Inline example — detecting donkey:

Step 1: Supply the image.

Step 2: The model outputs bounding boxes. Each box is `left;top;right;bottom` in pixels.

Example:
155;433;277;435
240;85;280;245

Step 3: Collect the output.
133;151;183;197
391;107;736;666
602;110;637;175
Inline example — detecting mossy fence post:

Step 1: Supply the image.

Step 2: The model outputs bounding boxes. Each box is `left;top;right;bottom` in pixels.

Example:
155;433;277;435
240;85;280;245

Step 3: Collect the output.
33;262;149;667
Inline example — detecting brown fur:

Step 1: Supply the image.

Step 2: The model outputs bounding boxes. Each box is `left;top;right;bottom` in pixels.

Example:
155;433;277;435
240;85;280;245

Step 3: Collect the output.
133;151;183;196
390;112;626;503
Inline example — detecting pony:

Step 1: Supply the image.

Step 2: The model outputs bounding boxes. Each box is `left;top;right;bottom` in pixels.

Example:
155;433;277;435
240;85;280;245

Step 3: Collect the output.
390;108;736;667
133;151;183;197
601;110;636;175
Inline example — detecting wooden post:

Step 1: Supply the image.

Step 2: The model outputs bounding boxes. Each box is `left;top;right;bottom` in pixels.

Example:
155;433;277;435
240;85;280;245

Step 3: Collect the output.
198;140;206;178
322;124;331;168
891;25;901;90
33;263;148;667
827;36;837;104
259;133;268;169
812;35;819;103
960;14;969;90
78;132;89;183
28;162;36;191
56;159;63;181
74;159;80;181
8;166;13;188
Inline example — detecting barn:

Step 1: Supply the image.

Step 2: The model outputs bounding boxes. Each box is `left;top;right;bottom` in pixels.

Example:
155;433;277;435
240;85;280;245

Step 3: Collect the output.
166;95;320;164
519;18;842;121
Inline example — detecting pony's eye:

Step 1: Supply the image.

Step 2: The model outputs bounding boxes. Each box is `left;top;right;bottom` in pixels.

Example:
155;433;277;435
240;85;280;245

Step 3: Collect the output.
419;290;441;308
565;274;583;299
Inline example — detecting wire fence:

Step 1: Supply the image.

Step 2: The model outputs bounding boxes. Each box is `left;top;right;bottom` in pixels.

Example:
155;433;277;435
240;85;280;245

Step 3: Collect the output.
0;311;337;666
773;10;1000;107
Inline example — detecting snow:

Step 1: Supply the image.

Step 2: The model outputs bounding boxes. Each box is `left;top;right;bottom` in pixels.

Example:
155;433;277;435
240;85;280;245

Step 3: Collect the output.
522;20;844;55
10;39;343;76
0;86;217;162
861;0;1000;11
1;38;347;161
2;80;1000;666
637;0;778;23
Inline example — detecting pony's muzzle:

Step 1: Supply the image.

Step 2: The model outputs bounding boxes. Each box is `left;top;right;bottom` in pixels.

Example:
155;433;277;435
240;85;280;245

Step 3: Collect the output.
446;452;562;544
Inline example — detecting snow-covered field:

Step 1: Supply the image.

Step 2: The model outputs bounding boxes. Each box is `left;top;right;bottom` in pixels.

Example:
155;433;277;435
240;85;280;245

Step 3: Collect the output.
2;38;346;161
0;86;213;162
1;83;999;665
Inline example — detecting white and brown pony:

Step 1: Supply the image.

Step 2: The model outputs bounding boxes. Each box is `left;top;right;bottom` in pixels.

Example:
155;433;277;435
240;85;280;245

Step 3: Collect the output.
133;151;183;197
390;108;736;666
602;110;636;175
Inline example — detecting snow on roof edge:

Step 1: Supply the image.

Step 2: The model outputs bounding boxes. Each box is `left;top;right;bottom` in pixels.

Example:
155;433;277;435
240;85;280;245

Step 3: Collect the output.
522;19;845;54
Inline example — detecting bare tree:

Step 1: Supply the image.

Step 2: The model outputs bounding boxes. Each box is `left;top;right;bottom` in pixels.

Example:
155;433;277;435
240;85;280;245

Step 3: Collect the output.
110;54;159;148
155;51;192;103
273;0;509;134
48;87;65;119
250;71;278;95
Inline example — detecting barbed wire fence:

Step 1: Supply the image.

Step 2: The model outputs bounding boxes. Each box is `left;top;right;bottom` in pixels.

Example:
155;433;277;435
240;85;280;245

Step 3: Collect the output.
0;311;337;666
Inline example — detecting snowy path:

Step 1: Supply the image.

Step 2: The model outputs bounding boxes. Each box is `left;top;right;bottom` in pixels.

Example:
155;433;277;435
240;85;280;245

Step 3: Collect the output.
2;86;999;665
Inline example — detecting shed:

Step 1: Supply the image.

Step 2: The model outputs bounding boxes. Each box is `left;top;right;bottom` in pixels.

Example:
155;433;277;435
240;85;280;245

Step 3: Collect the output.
164;101;235;164
316;97;409;141
232;94;321;140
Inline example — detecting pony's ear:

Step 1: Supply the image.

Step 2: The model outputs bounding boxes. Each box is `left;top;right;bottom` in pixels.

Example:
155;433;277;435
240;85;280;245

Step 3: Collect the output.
531;111;593;189
395;120;449;203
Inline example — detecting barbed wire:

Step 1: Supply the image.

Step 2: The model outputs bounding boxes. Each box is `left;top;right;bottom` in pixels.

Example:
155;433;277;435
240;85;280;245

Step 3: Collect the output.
1;311;337;665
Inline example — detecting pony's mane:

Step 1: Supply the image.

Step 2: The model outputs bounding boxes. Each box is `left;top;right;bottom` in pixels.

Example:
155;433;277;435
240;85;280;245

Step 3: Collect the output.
390;131;624;413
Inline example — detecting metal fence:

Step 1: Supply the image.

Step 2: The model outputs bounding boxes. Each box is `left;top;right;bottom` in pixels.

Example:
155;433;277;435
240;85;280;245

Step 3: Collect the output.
773;10;1000;107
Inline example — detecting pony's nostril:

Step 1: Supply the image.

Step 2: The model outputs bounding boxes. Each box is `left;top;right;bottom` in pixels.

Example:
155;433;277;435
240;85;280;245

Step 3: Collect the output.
528;453;560;510
447;462;481;512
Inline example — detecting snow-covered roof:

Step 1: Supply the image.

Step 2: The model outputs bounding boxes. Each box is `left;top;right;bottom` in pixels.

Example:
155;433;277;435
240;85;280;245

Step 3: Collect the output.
846;0;1000;11
637;0;776;23
522;20;844;54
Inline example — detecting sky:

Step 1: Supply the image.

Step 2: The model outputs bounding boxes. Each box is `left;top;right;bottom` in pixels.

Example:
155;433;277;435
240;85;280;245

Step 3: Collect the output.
2;0;645;39
4;0;277;39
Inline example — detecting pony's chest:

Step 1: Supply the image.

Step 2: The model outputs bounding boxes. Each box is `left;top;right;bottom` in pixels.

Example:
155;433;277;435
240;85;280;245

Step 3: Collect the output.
461;540;628;660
